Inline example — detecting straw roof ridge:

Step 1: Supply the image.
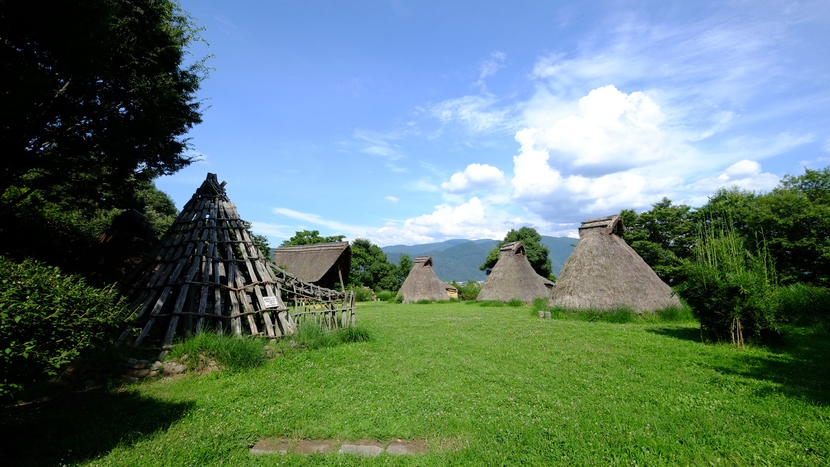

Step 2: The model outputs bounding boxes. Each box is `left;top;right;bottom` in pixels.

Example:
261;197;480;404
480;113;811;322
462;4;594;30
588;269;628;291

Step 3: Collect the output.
500;241;526;254
413;255;433;266
397;255;457;304
477;241;552;303
549;214;681;313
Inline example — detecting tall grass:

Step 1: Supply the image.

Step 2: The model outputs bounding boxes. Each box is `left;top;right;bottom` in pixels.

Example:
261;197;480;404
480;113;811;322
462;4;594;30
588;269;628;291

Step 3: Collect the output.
288;322;372;350
679;223;778;345
375;290;396;302
519;299;694;324
167;331;268;372
775;283;830;330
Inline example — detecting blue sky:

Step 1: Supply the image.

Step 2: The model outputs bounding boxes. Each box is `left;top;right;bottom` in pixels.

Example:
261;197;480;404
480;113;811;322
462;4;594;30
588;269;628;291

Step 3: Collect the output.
157;0;830;247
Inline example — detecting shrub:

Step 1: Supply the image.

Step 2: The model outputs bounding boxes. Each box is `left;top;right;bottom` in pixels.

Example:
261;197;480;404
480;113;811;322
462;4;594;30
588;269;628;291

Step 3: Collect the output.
506;299;525;307
453;281;481;301
0;256;129;400
376;290;395;302
678;227;778;345
349;286;377;302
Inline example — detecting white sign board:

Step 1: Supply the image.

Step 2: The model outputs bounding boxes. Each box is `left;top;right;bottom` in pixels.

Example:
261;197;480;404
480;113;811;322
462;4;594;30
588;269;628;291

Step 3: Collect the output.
262;296;280;308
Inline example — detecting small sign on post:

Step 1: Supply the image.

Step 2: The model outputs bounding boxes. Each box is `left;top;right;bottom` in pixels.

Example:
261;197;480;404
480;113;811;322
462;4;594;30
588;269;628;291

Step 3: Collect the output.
262;296;280;309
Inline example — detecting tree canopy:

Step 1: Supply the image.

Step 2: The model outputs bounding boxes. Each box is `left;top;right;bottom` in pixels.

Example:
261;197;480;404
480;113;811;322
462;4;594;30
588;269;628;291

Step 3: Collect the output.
281;230;346;246
622;167;830;287
0;0;207;217
480;226;553;279
620;198;695;285
349;238;410;291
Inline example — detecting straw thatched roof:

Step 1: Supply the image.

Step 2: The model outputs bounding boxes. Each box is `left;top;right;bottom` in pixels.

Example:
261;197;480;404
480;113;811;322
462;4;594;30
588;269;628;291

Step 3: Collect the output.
120;173;295;348
272;242;351;290
549;215;682;312
397;256;458;303
477;242;553;303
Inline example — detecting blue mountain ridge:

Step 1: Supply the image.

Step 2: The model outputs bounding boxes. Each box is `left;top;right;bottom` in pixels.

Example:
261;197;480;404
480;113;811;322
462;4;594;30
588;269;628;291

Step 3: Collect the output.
382;236;577;282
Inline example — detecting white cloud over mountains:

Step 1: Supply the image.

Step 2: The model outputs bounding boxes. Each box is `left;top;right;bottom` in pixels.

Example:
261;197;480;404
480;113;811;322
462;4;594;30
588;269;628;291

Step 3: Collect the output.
373;197;514;245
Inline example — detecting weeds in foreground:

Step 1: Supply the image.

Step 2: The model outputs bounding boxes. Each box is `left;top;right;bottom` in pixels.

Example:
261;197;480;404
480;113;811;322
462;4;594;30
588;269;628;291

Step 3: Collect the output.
167;323;373;371
167;331;268;372
286;322;372;350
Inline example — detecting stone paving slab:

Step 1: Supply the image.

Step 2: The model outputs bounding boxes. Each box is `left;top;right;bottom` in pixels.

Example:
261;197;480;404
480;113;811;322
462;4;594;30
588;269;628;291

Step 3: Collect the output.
250;438;432;456
387;440;429;455
339;443;383;457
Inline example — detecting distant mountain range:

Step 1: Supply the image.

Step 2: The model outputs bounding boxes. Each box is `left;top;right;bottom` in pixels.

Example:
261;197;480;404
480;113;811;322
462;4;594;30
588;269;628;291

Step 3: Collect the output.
382;236;577;282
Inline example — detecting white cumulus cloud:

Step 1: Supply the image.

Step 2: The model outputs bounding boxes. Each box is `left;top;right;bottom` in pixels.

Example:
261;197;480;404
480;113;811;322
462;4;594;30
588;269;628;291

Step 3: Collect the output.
536;85;668;172
441;163;505;194
688;159;780;203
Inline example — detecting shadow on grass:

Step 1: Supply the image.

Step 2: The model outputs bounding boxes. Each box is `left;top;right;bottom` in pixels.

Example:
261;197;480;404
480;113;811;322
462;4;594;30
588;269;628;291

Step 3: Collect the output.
645;326;703;343
649;325;830;405
711;328;830;405
0;388;193;466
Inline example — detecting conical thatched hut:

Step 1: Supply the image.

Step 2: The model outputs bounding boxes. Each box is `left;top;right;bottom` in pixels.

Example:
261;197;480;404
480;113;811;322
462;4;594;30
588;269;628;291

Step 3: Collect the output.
119;173;295;348
549;215;681;312
477;242;553;303
272;242;351;291
397;256;458;303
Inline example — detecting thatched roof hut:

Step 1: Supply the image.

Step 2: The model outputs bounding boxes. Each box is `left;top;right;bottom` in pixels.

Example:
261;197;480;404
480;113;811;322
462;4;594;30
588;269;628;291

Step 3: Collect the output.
272;242;351;290
397;256;458;303
120;173;295;348
477;242;553;303
549;215;682;312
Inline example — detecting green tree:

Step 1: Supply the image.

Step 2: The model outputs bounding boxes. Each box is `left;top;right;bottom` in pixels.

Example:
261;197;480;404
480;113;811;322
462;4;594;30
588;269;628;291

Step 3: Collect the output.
243;221;272;260
350;238;400;291
282;230;346;246
480;226;552;279
746;168;830;286
621;198;695;285
135;181;179;239
0;0;207;217
395;254;413;285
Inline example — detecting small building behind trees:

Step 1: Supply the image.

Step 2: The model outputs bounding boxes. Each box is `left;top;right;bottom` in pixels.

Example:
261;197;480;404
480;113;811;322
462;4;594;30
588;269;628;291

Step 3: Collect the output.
397;256;458;303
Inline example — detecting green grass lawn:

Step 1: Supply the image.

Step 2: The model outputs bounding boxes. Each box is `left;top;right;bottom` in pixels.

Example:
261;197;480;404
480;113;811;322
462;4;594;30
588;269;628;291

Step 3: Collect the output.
2;301;828;466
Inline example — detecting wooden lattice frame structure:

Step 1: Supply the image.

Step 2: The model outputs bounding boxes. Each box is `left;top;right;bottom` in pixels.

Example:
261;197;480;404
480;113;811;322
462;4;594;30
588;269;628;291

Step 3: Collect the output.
119;173;355;349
